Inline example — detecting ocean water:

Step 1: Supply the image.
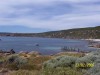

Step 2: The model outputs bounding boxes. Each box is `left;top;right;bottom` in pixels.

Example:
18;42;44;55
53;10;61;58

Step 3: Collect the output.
0;36;98;55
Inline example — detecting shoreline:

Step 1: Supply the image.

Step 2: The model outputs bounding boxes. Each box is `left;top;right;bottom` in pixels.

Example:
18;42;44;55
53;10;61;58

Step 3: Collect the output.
88;46;100;49
85;39;100;49
84;39;100;42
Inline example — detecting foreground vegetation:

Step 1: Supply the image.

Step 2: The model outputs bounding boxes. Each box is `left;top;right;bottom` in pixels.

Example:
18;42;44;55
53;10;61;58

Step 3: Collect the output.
0;50;100;75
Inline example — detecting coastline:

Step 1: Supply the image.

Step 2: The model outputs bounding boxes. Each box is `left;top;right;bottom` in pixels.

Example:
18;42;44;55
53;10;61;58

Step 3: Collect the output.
84;39;100;49
88;46;100;49
85;39;100;42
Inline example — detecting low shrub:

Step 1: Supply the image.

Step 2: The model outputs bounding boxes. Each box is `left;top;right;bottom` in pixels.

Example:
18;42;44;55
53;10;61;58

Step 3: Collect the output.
90;50;100;56
32;56;52;65
42;67;83;75
43;56;77;69
0;59;4;65
83;50;100;75
19;63;35;70
88;63;100;75
76;55;97;63
0;56;5;65
5;55;28;70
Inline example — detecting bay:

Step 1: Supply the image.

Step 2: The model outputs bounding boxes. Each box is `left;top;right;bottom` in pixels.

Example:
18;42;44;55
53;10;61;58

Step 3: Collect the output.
0;36;98;55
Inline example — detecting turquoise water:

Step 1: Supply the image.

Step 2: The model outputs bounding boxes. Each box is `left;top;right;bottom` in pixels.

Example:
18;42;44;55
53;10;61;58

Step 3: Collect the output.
0;36;98;55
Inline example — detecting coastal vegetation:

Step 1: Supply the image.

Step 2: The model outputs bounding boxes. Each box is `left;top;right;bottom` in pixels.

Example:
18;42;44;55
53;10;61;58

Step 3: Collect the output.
0;49;100;75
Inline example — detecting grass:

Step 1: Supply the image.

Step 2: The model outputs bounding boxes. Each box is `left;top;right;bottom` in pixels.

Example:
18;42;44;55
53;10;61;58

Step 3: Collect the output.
28;55;52;70
54;52;85;57
9;70;41;75
42;67;84;75
9;67;84;75
32;56;52;65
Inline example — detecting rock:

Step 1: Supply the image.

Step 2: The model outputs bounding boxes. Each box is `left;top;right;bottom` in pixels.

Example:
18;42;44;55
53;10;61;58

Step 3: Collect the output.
0;50;3;53
34;43;39;46
9;49;15;54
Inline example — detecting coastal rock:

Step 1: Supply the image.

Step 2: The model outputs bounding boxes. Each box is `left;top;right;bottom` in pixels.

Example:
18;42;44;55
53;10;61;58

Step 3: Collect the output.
89;43;100;48
9;49;15;54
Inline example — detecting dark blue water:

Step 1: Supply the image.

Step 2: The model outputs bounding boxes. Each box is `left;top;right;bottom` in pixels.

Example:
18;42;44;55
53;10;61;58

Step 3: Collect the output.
0;37;98;55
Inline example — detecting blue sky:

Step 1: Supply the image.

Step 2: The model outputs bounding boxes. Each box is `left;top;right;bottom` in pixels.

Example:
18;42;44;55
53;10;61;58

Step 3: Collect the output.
0;0;100;33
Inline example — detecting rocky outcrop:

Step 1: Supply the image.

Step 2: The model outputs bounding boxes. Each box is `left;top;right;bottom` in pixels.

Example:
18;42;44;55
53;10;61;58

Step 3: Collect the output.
0;49;15;56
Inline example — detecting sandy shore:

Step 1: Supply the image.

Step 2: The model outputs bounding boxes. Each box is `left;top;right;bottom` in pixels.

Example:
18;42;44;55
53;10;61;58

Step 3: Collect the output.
92;39;100;42
84;39;100;42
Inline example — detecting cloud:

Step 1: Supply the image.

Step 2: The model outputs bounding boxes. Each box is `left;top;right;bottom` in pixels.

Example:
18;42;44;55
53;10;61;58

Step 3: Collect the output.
0;0;100;31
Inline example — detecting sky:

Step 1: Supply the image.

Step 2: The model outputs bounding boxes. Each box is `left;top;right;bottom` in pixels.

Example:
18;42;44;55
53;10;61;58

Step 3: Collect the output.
0;0;100;33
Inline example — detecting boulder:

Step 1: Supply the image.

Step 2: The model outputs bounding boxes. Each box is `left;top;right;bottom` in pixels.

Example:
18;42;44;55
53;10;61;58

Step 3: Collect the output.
9;49;15;54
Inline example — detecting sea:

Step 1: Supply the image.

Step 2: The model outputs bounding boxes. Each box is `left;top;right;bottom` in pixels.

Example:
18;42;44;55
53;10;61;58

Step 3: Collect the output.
0;36;99;55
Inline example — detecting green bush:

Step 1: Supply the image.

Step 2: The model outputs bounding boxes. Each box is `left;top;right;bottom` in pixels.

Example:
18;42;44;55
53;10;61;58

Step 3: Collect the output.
5;55;28;70
88;63;100;75
42;67;83;75
95;55;100;63
84;50;100;75
76;55;97;63
0;59;4;64
90;50;100;56
14;57;28;67
19;63;35;70
94;72;100;75
0;56;5;65
6;55;19;63
43;56;77;69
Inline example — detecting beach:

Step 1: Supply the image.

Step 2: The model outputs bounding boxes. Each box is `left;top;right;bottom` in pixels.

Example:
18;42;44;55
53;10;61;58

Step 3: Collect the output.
85;39;100;42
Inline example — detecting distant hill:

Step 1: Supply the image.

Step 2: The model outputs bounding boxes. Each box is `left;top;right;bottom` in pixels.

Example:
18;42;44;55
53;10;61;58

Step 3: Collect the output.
0;26;100;39
36;26;100;39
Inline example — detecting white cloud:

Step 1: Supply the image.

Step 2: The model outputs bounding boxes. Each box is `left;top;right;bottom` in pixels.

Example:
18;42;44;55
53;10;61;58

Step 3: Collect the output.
0;13;99;30
0;0;100;31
